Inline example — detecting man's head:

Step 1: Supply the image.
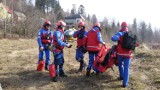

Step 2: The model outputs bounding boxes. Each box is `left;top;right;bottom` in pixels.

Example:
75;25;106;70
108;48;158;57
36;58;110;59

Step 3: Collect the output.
43;20;51;30
94;22;101;28
56;20;66;31
78;21;85;29
121;22;128;32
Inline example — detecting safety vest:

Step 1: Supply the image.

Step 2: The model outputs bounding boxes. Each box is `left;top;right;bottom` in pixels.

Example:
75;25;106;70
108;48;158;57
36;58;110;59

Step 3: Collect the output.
87;29;100;51
77;29;86;48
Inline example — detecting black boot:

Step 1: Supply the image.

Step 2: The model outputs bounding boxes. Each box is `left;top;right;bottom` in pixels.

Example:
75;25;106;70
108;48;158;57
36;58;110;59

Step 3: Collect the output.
45;66;49;71
76;60;83;73
45;63;49;71
59;71;68;77
96;71;99;75
52;77;58;82
86;68;91;77
122;85;127;88
118;77;123;80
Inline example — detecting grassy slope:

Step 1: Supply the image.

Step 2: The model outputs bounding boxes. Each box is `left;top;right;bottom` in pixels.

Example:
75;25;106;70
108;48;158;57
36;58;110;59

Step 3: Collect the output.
0;39;160;90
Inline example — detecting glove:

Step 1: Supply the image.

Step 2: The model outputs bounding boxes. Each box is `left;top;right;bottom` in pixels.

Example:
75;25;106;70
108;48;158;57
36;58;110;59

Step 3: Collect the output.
81;46;87;53
48;45;53;50
67;44;72;48
39;46;44;51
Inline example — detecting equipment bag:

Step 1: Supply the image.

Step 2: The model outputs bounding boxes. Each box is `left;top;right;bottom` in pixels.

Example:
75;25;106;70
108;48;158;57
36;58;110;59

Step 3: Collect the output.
37;60;45;71
121;31;137;50
101;45;117;67
49;64;56;78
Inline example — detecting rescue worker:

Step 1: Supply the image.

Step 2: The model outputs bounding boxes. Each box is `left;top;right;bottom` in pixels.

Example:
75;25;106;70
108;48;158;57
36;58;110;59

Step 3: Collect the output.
73;21;88;73
37;20;53;71
83;22;105;76
111;22;139;88
52;20;72;82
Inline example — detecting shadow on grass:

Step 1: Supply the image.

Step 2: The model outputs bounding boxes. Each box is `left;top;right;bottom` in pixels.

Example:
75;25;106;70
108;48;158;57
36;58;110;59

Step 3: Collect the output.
57;69;122;90
0;70;51;89
0;68;122;90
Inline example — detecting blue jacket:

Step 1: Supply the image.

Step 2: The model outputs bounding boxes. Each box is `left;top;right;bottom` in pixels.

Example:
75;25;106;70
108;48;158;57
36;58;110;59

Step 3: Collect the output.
53;29;68;52
111;31;124;42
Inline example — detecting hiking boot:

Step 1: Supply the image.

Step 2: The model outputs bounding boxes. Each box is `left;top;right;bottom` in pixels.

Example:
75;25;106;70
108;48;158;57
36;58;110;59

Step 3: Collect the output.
59;74;68;77
76;60;86;73
122;85;127;88
118;77;123;80
59;71;68;77
45;66;49;71
86;69;91;77
96;71;99;75
52;77;58;82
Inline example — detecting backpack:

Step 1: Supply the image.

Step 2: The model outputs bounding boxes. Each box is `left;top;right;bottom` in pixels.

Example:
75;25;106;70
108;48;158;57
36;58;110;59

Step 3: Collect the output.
121;31;137;50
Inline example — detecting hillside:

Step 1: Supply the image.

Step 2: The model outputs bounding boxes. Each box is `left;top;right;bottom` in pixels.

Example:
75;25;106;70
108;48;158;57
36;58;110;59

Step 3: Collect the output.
0;39;160;90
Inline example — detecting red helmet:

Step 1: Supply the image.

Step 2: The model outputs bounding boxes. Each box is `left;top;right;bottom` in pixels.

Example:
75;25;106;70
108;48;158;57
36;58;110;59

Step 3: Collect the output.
43;20;51;27
121;22;127;27
78;21;85;27
94;22;101;27
57;20;66;27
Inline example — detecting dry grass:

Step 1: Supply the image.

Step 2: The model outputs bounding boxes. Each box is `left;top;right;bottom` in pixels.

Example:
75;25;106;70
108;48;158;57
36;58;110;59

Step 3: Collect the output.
0;39;160;90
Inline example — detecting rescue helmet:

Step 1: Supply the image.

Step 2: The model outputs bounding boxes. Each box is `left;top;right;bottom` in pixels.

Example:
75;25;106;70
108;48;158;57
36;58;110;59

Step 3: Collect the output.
120;22;128;32
94;22;101;28
121;22;127;27
78;21;85;27
43;20;51;27
56;20;66;27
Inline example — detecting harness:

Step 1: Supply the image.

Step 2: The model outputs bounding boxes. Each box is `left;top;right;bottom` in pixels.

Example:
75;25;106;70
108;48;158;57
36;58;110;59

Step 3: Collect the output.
41;30;52;44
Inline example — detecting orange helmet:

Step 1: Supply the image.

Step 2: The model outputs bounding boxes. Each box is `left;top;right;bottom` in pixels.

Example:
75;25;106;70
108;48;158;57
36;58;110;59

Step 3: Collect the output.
94;22;101;27
43;20;51;27
78;21;85;27
121;22;127;27
57;20;66;27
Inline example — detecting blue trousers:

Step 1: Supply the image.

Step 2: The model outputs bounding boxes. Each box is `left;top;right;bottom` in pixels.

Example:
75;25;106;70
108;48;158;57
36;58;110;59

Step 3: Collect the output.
118;55;131;86
75;48;85;61
38;48;50;68
87;51;98;70
53;52;64;76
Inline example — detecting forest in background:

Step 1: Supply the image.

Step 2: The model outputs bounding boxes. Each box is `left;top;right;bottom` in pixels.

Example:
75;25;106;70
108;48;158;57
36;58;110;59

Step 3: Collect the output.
0;0;160;44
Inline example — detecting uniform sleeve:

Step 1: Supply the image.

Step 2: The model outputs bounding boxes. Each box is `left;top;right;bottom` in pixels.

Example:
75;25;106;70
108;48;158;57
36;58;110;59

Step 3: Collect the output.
55;31;68;47
37;29;43;47
111;32;124;42
83;31;88;46
50;30;54;45
73;30;79;38
97;32;104;44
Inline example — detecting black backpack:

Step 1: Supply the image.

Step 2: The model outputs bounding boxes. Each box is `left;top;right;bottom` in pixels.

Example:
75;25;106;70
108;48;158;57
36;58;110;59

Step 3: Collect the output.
121;31;137;50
